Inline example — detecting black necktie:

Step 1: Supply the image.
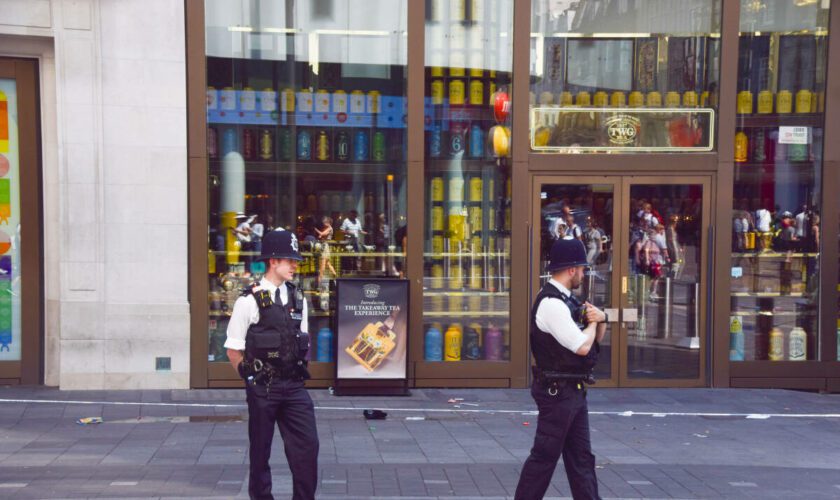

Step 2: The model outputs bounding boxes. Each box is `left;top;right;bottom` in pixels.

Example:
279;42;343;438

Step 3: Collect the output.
274;286;282;305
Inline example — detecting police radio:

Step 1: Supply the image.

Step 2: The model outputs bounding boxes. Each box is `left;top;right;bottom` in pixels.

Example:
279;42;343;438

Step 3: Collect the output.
571;292;590;328
577;303;589;328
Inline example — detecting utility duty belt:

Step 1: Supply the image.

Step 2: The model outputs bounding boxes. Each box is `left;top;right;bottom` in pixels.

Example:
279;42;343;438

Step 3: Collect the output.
532;366;595;394
242;358;305;384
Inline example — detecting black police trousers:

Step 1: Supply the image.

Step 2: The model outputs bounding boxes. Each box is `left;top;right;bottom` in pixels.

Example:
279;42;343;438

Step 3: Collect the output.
246;378;319;500
514;381;601;500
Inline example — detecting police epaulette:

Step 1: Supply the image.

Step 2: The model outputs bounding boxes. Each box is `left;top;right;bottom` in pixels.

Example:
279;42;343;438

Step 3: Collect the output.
240;282;261;297
243;282;273;309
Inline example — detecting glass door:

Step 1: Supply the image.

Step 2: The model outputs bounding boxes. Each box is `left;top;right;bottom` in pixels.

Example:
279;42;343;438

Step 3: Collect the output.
533;176;622;387
619;177;711;387
534;175;711;387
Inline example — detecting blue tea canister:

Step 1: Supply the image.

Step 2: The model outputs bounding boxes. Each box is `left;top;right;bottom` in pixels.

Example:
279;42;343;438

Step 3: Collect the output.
317;327;333;362
297;129;312;160
429;124;442;158
221;127;238;156
424;327;443;361
353;130;369;161
469;124;484;158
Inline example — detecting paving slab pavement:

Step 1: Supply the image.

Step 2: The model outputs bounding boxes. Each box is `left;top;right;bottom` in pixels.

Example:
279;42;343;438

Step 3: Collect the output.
0;386;839;498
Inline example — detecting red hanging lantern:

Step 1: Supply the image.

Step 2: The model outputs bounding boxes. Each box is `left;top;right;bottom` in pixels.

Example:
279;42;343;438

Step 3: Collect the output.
493;91;510;123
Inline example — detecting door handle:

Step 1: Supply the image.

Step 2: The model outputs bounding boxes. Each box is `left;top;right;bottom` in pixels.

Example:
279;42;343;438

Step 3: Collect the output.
622;308;638;323
605;308;619;322
621;276;628;294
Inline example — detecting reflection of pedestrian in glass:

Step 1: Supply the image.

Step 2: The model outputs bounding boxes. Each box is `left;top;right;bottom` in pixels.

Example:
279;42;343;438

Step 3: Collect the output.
807;213;820;280
732;210;746;251
314;216;337;284
264;213;275;232
214;220;226;251
374;213;389;249
794;204;810;240
778;211;797;261
565;213;582;241
810;213;820;250
648;224;668;298
374;213;391;274
779;211;797;250
549;217;567;241
639;202;659;227
232;213;253;262
394;224;407;278
666;216;683;279
251;215;264;257
340;210;366;270
630;219;649;274
583;217;603;265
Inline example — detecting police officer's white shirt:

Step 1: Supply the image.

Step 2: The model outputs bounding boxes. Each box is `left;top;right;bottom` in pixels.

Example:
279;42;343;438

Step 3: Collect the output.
223;277;309;351
535;279;588;354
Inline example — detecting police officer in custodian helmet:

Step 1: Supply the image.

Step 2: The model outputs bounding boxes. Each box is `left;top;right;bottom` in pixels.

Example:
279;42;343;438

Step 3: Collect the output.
225;229;318;500
515;237;607;500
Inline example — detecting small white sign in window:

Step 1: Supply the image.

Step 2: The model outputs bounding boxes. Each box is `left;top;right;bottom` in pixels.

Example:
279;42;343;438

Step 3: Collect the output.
778;126;810;145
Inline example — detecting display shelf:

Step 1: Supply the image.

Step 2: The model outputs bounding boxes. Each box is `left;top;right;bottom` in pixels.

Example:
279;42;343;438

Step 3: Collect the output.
736;113;823;128
422;310;509;318
731;292;804;298
731;252;819;258
425;106;497;123
209;160;401;175
733;161;818;169
207;94;405;128
425;158;506;173
423;252;509;258
423;290;508;297
211;250;406;258
730;310;803;317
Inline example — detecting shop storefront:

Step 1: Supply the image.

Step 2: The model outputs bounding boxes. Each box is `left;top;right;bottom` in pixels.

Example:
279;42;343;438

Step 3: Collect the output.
187;0;840;391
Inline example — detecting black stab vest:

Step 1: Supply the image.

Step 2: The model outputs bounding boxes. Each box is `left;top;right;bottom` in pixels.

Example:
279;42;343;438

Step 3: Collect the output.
243;282;310;380
530;282;599;375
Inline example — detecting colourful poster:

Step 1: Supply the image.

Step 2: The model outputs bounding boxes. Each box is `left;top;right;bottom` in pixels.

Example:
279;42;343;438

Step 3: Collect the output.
335;279;409;381
0;80;20;361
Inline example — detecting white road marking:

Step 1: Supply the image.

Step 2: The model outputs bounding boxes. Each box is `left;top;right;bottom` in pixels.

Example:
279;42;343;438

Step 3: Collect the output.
109;481;138;486
0;483;27;488
730;481;758;487
2;399;840;419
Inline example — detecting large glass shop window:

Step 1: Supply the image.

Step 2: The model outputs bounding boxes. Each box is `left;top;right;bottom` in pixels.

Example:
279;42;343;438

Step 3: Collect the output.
205;1;408;364
0;80;21;362
529;0;722;152
729;0;830;363
422;0;513;363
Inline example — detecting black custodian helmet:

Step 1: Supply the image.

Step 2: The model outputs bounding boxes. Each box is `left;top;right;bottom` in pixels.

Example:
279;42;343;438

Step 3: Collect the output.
258;229;303;261
547;237;588;273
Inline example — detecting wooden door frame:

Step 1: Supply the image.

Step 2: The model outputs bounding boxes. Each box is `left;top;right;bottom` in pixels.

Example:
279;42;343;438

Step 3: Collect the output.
531;173;713;388
0;58;43;385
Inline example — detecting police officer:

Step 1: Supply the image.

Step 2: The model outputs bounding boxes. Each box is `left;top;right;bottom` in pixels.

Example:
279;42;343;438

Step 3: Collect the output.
515;238;607;500
225;229;319;500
